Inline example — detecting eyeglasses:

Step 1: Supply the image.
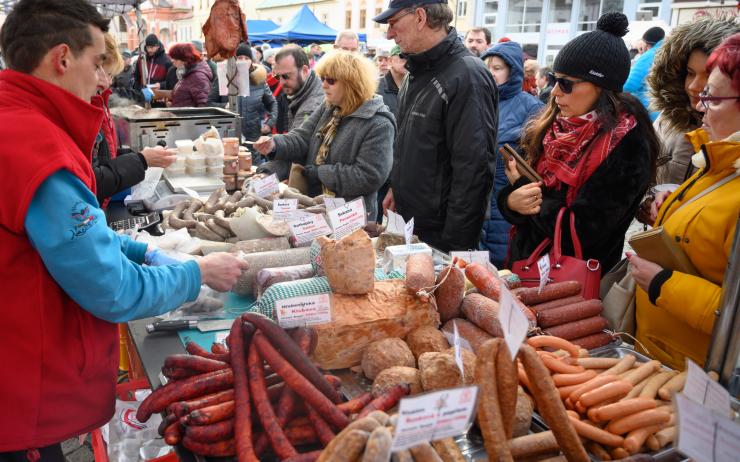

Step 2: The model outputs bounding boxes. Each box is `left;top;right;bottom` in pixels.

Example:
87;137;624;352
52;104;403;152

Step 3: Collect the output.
320;76;337;85
698;90;740;110
547;72;585;94
276;72;294;81
387;8;416;28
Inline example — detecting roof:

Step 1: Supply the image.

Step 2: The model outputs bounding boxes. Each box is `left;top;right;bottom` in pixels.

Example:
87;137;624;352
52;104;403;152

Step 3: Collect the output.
257;0;329;9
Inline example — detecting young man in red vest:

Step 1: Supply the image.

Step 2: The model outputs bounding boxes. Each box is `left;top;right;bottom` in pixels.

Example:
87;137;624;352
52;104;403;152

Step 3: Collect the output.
0;1;246;459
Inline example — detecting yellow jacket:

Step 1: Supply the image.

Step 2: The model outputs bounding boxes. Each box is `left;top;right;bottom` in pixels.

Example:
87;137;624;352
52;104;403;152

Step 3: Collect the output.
636;129;740;370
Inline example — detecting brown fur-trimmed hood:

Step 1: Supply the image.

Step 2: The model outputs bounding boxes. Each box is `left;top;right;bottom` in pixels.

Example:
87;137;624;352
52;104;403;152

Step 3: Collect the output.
249;63;267;86
647;16;739;135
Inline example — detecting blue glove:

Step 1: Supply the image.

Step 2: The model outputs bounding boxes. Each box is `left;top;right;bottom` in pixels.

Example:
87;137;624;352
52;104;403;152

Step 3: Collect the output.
142;87;154;103
144;249;181;266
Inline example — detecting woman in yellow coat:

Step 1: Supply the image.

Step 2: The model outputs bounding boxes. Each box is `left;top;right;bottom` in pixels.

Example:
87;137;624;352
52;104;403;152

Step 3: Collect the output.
629;33;740;370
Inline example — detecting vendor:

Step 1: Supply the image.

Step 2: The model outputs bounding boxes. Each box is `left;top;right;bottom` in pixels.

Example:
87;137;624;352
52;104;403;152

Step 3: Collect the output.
629;33;740;370
0;0;246;457
253;50;394;219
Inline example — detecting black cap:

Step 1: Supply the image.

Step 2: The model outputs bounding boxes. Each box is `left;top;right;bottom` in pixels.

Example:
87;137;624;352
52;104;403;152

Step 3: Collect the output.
145;34;159;47
373;0;447;24
236;43;253;59
642;26;665;45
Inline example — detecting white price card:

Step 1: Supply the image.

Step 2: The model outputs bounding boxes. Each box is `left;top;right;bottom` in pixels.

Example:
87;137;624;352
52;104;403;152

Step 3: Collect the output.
275;293;332;328
404;217;415;245
675;393;740;462
386;210;406;235
450;251;498;276
328;198;366;240
684;360;732;417
498;284;529;360
537;254;551;295
273;199;298;221
452;320;464;377
288;213;333;244
391;386;479;451
442;328;472;353
324;197;346;212
253;173;280;198
215;332;229;344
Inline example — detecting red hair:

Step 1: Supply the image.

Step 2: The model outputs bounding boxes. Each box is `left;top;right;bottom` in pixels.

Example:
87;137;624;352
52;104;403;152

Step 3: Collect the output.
168;43;201;66
706;32;740;96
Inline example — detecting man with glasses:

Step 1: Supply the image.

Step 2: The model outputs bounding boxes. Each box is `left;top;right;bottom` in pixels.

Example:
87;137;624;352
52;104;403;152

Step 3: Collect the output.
374;0;498;253
258;45;324;180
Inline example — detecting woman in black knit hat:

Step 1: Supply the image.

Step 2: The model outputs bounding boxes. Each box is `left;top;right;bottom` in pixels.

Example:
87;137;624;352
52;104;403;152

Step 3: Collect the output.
498;12;660;274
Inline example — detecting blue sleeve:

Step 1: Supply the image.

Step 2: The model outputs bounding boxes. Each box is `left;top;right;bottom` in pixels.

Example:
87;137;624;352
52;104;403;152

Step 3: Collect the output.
118;233;148;264
24;170;202;323
624;53;650;95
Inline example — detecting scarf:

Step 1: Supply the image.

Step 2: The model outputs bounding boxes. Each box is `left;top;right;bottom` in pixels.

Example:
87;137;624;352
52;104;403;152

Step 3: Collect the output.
314;107;342;196
536;110;636;205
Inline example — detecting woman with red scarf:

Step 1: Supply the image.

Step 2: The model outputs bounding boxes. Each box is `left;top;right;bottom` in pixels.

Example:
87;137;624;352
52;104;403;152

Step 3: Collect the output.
497;12;660;273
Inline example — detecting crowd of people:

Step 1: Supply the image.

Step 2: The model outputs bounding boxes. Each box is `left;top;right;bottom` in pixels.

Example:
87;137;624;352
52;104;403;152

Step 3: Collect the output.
0;0;738;457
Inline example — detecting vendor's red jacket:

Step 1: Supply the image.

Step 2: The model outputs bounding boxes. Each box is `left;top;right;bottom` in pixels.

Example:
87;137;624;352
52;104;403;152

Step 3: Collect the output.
0;70;119;450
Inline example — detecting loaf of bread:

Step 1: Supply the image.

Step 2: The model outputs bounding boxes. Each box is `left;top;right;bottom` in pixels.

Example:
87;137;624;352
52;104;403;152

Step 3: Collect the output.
406;325;450;361
372;366;423;397
361;338;415;380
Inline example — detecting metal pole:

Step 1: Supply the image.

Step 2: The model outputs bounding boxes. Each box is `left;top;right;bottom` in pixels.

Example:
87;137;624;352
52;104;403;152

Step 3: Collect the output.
135;6;150;108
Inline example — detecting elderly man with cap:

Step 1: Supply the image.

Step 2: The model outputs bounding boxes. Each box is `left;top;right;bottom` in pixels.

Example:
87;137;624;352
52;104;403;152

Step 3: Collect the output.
624;26;665;119
132;33;172;104
374;0;498;252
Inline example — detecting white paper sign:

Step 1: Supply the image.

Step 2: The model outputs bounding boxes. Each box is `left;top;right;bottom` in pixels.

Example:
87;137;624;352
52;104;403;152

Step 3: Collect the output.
253;174;280;198
324;197;346;212
275;293;332;328
386;210;406;235
684;360;732;417
391;386;479;451
498;285;529;360
273;199;298;221
450;251;498;276
537;254;551;295
404;217;415;245
675;393;740;462
288;213;333;244
453;320;464;377
215;332;229;343
442;329;472;353
328;198;366;240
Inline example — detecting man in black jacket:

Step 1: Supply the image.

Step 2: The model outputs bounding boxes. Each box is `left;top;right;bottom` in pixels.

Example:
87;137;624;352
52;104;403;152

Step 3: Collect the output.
374;0;498;252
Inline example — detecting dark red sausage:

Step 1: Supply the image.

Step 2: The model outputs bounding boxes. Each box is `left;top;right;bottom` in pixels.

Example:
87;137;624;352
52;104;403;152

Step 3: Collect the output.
544;316;609;341
515;281;582;305
211;342;229;354
531;295;585;312
283;450;323;462
185;400;235;425
171;389;234;418
185;419;235;443
570;332;615;350
357;384;410;418
163;421;182;445
185;341;230;363
229;317;258;462
161;367;200;381
536;299;603;329
305;403;335;446
182;436;235;457
337;392;374;415
163;354;229;373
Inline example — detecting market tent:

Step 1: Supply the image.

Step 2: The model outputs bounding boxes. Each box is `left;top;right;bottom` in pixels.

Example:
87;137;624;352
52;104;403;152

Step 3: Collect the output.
247;19;280;35
250;4;366;44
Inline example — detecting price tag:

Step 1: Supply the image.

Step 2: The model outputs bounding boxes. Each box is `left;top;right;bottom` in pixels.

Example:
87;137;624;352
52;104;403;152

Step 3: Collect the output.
273;199;298;221
288;213;332;244
253;173;280;198
324;197;346;212
675;393;740;462
387;210;406;235
537;254;551;294
453;320;464;377
404;217;415;245
328;198;366;240
498;284;529;360
684;360;732;417
215;332;229;344
391;386;479;451
450;251;498;276
275;293;332;328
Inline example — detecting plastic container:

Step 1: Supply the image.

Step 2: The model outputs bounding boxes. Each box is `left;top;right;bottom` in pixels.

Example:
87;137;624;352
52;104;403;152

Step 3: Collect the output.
223;174;237;191
187;165;207;176
165;166;186;177
175;139;194;156
205;154;224;166
203;138;224;156
238;152;252;171
207;164;224;177
186;153;206;167
223;137;240;156
170;157;186;169
223;155;239;174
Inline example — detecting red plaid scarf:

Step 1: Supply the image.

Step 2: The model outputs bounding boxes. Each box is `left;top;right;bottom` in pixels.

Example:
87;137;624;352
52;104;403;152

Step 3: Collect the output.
536;110;636;205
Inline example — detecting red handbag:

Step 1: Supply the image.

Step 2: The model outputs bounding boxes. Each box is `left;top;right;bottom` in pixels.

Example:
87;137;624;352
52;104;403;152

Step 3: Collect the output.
511;208;602;300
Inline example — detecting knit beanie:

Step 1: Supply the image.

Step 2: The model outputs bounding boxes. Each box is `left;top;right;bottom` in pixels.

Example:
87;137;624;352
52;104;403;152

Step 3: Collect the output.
236;43;253;59
553;12;630;92
145;34;159;47
642;26;665;45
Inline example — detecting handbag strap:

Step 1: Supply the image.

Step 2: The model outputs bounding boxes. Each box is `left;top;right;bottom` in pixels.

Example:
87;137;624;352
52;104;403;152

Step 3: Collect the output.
523;237;553;267
658;172;739;226
553;208;584;261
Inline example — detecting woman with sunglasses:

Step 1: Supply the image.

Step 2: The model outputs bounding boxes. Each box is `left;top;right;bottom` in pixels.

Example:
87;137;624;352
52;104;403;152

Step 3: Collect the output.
253;50;394;219
497;12;660;275
628;33;740;370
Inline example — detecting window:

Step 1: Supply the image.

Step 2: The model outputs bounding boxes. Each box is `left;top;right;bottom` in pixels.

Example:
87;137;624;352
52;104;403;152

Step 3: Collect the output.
360;9;366;27
578;0;624;31
345;10;352;29
506;0;544;33
484;0;498;27
549;0;572;24
457;0;468;17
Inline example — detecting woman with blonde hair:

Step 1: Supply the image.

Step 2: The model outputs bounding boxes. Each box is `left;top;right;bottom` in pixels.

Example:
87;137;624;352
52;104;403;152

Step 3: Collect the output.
254;50;395;218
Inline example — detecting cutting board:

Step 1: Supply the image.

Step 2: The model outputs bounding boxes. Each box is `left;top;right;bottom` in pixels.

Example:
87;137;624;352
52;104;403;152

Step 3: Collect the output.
176;292;256;350
164;172;225;194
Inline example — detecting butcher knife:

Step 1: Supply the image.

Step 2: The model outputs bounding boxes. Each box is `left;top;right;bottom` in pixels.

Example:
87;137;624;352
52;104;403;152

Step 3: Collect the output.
145;319;233;334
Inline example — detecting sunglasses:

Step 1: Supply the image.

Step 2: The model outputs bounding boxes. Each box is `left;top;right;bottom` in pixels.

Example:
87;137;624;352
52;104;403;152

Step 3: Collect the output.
698;90;740;110
276;72;294;81
547;72;585;94
320;76;337;85
388;8;416;28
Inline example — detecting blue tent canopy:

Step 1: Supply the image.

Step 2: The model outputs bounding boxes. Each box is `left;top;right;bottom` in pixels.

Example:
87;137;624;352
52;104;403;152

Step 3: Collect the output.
249;5;366;44
247;19;280;35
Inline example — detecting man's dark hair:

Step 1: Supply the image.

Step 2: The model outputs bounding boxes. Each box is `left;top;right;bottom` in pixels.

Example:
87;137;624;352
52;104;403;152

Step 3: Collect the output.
274;44;310;69
0;0;109;73
423;4;454;31
465;27;491;45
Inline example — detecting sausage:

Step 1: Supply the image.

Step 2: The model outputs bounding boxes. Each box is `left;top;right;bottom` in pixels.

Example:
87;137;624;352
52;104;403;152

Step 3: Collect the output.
531;295;585;312
357;384;410;419
588;398;657;422
536;299;603;329
204;187;224;214
364;410;390;426
405;253;435;293
605;409;670;435
569;374;620;403
306;403;336;447
163;354;229;373
184;341;230;363
579;380;633;407
186;400;235;425
586;442;612;461
360;426;393;462
162;367;200;381
654;426;676;448
195;221;225;241
571;332;615;350
283;451;323;462
518;364;533;391
338;393;374;415
441;318;493;354
610;447;630;459
527;335;581;358
514;296;539;329
568;415;625;447
639;371;677;399
514;281;582;305
559;384;583;400
172;389;235;418
540;354;586;374
409;442;444;462
228;318;258;462
658;371;687;401
545;316;609;341
430;438;466;462
623;360;662;386
207;218;232;239
248;340;297;459
282;188;317;207
475;340;513;462
458;259;502;301
243;313;342;403
509;431;559;459
496;341;518;439
185;419;235;443
316;417;379;462
317;429;370;462
169;200;197;229
552;369;599;387
182;436;235;457
623;424;664;454
577;357;621;369
518;344;589;462
391;450;414;462
461;293;503;337
601;355;638;376
211;342;229;354
163;421;182;445
253;332;349;429
434;265;466;322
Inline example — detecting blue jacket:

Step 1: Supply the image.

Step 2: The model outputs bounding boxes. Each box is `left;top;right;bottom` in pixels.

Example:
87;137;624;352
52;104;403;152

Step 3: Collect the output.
479;42;544;267
624;40;662;121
